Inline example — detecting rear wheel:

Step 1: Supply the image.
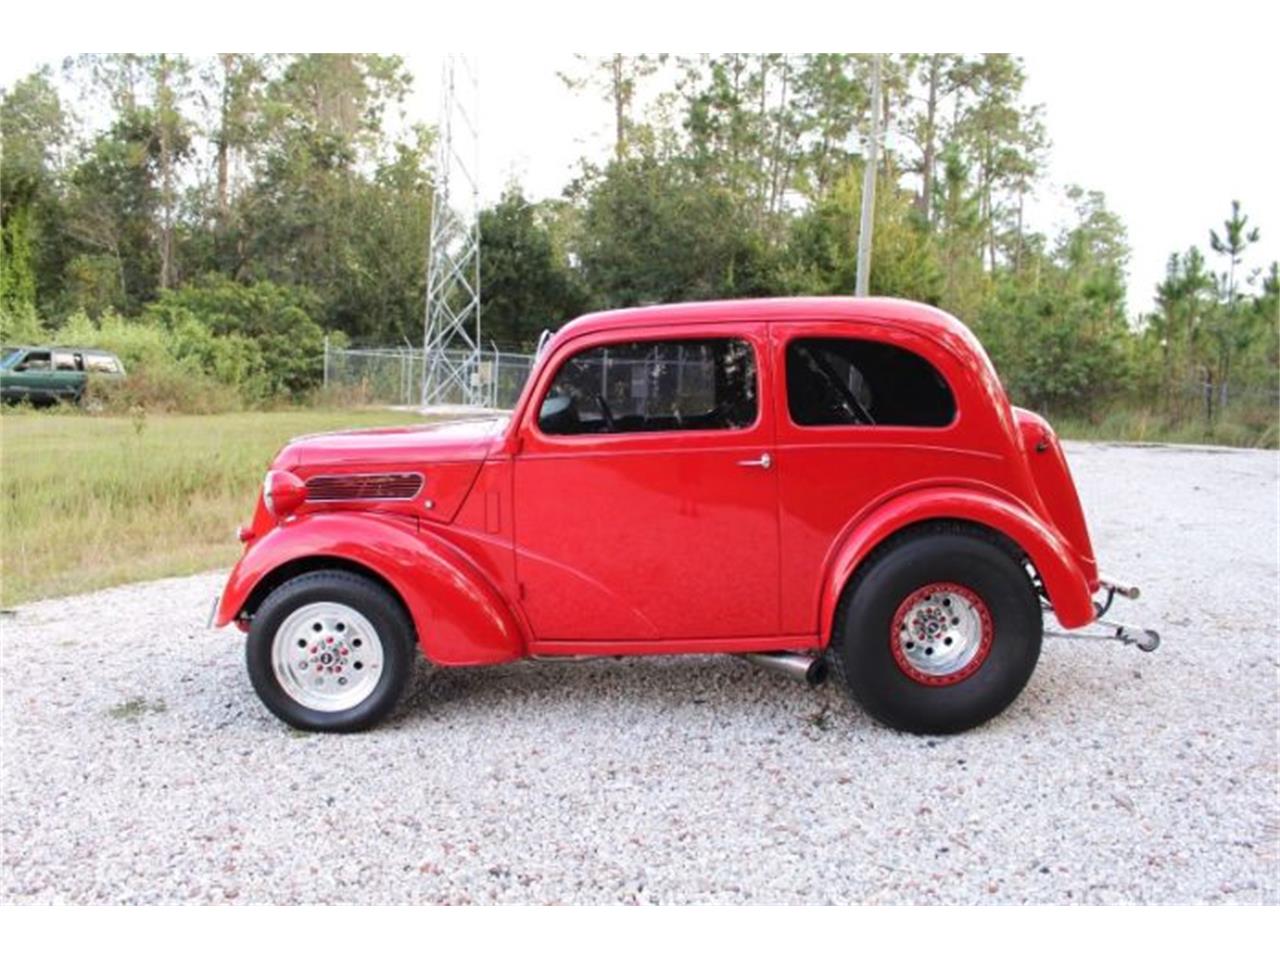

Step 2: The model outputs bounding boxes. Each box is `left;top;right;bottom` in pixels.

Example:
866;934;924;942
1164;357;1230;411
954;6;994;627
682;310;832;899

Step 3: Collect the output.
831;526;1042;734
246;570;417;732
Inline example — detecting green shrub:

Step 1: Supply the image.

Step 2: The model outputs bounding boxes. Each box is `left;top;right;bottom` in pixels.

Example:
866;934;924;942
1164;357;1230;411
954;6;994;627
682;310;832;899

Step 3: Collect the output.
144;276;326;400
0;301;45;344
81;366;238;415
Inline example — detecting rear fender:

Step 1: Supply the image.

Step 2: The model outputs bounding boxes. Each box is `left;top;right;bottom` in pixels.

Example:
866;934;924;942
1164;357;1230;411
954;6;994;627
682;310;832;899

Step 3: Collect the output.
215;512;525;666
821;487;1097;639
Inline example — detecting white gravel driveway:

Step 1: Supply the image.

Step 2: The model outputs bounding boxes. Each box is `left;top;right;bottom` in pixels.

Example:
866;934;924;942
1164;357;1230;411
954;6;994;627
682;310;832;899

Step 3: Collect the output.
2;442;1277;904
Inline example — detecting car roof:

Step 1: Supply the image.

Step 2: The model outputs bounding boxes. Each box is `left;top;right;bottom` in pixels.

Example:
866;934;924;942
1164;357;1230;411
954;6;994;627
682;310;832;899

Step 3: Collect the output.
6;345;119;356
551;296;983;354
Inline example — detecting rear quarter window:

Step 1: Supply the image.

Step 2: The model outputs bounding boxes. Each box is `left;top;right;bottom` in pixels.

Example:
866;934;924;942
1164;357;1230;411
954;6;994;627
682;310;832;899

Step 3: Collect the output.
85;354;122;374
786;337;956;428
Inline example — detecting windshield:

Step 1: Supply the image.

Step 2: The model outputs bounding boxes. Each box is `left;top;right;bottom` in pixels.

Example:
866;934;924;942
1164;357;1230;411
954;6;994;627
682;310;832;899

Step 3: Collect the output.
0;348;24;370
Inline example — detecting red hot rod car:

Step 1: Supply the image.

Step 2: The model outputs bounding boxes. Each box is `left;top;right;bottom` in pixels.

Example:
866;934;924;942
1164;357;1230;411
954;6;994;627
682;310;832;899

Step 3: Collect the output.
214;297;1156;733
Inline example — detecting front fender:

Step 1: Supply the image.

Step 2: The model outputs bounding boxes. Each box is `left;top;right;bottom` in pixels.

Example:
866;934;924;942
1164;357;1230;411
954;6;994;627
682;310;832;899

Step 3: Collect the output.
215;512;526;666
820;487;1097;639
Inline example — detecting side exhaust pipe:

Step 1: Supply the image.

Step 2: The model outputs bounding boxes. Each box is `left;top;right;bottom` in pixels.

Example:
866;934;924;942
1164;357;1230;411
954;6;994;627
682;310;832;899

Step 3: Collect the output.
738;652;829;687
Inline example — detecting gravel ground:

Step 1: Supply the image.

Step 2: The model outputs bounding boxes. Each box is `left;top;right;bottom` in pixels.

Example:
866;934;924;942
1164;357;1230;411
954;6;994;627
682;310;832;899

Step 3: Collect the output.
2;442;1277;905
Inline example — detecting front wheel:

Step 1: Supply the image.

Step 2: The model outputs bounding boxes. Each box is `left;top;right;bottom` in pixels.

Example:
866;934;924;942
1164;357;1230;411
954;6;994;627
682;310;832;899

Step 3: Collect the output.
831;526;1042;734
246;570;417;732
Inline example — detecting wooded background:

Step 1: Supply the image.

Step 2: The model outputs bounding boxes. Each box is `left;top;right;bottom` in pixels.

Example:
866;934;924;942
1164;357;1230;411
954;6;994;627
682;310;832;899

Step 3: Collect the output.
1;54;1275;440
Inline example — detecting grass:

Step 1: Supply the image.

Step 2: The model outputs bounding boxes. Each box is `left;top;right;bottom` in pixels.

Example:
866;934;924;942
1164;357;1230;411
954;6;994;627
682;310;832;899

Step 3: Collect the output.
2;401;1274;608
107;696;168;720
1054;406;1279;449
0;407;428;607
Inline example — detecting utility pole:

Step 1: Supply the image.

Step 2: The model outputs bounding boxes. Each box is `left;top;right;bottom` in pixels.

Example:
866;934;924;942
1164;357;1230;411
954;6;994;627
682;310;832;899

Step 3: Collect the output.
855;53;883;297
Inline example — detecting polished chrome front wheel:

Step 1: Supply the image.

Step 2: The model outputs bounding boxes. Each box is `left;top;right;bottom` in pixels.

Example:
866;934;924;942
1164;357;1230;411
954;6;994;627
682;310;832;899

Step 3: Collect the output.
271;602;385;712
246;571;416;732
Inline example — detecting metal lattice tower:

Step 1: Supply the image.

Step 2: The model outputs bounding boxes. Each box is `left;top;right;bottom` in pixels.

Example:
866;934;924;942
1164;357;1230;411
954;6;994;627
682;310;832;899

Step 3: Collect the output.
421;55;483;407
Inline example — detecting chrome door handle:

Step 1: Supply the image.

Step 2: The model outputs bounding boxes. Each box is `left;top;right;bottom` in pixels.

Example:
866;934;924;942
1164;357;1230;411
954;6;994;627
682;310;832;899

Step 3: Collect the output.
737;452;772;469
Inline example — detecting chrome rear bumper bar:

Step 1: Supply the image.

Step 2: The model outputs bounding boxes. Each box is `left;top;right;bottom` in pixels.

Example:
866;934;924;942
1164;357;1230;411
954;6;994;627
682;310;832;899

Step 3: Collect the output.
1042;573;1160;653
1098;575;1140;600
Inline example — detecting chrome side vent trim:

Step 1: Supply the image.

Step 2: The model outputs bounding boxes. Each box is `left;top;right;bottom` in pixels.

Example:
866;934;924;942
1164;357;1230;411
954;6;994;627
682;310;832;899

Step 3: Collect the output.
305;472;424;502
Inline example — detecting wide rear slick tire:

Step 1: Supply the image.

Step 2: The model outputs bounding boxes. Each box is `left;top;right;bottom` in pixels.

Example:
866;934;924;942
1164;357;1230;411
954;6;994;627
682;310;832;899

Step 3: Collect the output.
832;526;1042;734
246;570;417;732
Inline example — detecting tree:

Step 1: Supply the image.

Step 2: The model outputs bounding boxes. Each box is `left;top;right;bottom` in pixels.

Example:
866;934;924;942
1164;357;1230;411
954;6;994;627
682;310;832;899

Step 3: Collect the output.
898;54;967;228
478;189;588;349
206;54;273;234
236;54;422;340
1152;247;1213;414
950;55;1046;272
559;55;666;161
788;54;868;203
571;153;776;308
1;68;70;322
1203;200;1263;418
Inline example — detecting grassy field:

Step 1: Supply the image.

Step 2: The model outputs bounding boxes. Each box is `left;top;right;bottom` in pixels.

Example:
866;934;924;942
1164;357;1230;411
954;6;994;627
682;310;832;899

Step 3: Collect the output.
1055;406;1278;448
0;408;428;607
2;403;1274;608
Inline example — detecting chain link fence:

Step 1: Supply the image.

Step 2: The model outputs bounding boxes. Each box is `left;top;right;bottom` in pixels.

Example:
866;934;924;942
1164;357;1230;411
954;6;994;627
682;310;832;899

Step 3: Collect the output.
323;340;536;410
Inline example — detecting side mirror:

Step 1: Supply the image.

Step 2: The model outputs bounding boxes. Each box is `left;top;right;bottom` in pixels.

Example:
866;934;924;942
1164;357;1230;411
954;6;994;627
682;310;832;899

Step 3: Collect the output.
538;394;579;434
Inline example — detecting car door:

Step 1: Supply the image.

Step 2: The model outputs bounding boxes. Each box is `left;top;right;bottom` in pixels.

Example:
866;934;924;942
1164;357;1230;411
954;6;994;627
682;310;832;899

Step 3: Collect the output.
0;349;28;399
771;320;979;636
50;350;85;399
8;350;52;401
513;324;781;642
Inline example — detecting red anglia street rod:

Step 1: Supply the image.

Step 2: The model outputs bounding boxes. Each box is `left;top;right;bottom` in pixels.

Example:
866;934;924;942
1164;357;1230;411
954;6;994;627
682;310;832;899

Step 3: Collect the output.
212;296;1158;734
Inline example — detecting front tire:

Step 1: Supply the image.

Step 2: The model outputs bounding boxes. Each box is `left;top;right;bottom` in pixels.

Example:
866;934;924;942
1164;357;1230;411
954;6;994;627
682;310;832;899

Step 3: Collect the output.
246;570;417;732
831;526;1042;734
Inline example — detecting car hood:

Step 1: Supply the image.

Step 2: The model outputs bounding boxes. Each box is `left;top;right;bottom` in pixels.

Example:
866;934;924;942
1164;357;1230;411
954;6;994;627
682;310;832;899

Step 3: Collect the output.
276;415;509;470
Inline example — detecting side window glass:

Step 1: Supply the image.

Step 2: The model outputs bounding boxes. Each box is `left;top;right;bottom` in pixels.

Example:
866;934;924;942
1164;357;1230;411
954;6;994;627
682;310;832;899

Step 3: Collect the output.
786;337;955;427
539;338;758;435
18;351;51;371
53;351;79;371
86;355;120;373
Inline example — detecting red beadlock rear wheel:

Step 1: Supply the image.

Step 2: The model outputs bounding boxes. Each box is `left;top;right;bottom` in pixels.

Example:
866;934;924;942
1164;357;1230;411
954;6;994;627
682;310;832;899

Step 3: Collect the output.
890;581;993;686
830;525;1042;734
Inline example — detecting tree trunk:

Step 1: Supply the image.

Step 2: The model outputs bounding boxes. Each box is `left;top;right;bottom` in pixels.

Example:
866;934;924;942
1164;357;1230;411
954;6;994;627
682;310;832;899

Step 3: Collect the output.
216;54;233;227
920;55;940;227
157;55;175;291
1014;186;1025;273
1161;328;1173;414
611;55;625;161
767;60;790;218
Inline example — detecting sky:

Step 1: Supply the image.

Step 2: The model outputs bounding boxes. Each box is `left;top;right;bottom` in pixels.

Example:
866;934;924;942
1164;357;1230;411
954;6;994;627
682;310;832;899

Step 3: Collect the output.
3;46;1276;319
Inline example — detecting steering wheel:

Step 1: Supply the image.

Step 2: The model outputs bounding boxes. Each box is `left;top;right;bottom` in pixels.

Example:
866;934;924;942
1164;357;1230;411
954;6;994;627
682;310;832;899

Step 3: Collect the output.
593;392;615;431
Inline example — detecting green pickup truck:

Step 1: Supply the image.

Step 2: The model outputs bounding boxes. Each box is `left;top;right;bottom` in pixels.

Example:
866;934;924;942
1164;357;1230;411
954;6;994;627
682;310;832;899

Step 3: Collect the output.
1;345;126;405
